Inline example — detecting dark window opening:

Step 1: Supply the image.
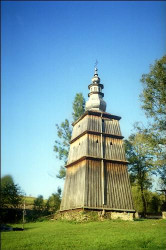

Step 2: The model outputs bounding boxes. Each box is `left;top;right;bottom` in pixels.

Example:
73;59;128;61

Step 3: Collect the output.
110;142;113;146
96;140;98;143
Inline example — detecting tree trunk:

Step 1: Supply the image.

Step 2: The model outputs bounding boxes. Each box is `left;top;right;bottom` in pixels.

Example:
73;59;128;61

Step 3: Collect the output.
140;186;147;217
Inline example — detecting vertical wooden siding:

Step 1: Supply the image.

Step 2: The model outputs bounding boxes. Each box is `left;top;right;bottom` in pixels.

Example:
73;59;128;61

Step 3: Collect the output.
60;161;86;211
67;134;88;164
61;113;134;211
84;160;103;207
68;135;126;164
83;160;134;210
71;115;122;141
106;163;134;210
104;137;126;161
104;119;122;136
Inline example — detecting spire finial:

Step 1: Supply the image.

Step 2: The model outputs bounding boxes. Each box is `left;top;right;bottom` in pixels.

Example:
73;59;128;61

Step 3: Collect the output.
85;61;106;112
94;59;98;75
94;59;98;68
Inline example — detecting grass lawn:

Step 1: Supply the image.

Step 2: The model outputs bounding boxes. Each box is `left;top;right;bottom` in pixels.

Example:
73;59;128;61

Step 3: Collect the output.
1;219;166;250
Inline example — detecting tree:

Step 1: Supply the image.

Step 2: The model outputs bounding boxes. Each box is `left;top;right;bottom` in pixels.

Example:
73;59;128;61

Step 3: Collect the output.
33;195;44;210
47;187;62;213
54;93;85;179
124;130;156;216
72;93;85;122
1;175;23;208
131;186;162;214
140;55;166;133
140;55;166;188
1;175;14;187
158;167;166;189
54;119;72;179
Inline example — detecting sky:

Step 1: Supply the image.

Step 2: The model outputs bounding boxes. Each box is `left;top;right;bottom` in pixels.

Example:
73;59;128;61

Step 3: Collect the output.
2;1;166;199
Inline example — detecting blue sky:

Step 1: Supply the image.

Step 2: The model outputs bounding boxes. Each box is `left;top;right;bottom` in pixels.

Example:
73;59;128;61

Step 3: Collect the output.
2;1;166;198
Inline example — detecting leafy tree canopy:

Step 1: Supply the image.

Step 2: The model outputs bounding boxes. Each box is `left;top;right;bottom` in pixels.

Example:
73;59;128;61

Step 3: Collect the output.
1;175;14;188
140;55;166;188
124;128;157;215
125;131;155;189
33;195;44;210
72;93;85;122
46;187;62;213
54;93;85;179
140;54;166;139
1;175;23;208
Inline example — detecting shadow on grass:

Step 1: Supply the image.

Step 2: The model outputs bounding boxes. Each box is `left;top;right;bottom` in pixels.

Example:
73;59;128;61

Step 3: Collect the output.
0;223;37;232
133;218;145;221
21;227;35;231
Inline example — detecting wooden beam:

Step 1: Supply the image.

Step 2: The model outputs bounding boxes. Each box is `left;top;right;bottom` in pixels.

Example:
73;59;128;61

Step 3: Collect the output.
60;206;135;213
101;114;105;205
72;110;121;126
65;156;128;168
83;206;135;213
70;130;124;144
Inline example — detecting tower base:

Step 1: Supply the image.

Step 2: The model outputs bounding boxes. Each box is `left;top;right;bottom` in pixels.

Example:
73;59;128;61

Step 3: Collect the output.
55;208;135;221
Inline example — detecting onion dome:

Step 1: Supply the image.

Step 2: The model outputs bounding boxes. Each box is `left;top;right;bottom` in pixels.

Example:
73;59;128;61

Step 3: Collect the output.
85;67;106;112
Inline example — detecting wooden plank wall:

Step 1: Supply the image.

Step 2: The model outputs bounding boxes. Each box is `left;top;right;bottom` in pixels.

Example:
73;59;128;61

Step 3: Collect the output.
71;115;89;140
71;115;122;141
60;161;86;211
84;160;103;208
105;163;134;210
68;114;125;164
67;134;88;164
104;137;126;161
61;113;134;211
104;119;122;136
60;159;134;211
84;160;134;210
68;135;126;164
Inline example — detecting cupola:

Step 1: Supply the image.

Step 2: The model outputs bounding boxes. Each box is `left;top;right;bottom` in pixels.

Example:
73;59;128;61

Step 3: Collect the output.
85;67;106;112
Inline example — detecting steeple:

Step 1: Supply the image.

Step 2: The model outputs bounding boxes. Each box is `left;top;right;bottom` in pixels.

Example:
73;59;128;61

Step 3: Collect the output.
85;67;106;112
59;66;135;220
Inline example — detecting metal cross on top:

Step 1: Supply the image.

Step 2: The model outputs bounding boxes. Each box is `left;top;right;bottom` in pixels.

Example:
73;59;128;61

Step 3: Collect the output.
94;59;98;68
94;60;98;75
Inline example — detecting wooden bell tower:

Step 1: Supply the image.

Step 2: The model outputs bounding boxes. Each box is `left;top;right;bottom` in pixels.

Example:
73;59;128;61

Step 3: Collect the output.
60;67;135;219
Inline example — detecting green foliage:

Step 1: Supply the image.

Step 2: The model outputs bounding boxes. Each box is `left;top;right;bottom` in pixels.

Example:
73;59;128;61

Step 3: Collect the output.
1;175;23;208
148;194;161;213
54;93;85;179
1;175;14;187
31;195;51;221
56;166;66;180
25;210;51;223
124;130;157;215
131;186;163;214
33;195;44;210
46;187;61;213
2;220;166;250
131;186;144;212
140;55;166;132
54;119;71;179
72;93;85;122
0;208;24;223
54;119;72;164
125;131;155;189
157;164;166;189
140;55;166;188
23;196;36;206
